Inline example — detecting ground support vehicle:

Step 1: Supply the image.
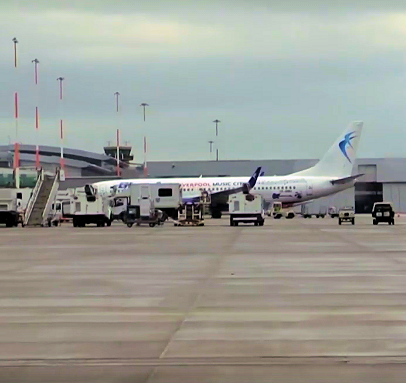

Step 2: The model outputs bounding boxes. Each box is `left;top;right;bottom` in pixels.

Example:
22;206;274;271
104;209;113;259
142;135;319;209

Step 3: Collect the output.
328;206;339;218
372;202;395;225
272;201;283;219
315;206;327;218
0;189;31;227
47;202;62;227
229;193;264;226
125;203;165;228
175;202;204;226
338;206;355;225
71;187;112;227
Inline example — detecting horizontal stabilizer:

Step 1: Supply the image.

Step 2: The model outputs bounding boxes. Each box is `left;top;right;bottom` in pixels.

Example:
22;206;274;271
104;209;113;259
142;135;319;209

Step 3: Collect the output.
330;174;363;185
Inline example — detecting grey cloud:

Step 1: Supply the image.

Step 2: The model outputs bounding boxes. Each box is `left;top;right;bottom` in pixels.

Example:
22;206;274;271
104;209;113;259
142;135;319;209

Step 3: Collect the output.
7;0;406;13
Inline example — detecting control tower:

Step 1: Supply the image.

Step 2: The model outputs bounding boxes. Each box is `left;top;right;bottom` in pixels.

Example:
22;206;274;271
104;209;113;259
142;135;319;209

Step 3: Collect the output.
103;145;134;164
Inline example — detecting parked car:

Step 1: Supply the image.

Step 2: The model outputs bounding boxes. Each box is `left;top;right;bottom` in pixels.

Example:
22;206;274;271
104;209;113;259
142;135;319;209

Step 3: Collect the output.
338;206;355;225
372;202;395;225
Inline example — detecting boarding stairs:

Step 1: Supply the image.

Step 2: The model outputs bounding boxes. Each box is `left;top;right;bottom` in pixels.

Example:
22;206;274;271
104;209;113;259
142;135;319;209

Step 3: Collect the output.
24;169;60;227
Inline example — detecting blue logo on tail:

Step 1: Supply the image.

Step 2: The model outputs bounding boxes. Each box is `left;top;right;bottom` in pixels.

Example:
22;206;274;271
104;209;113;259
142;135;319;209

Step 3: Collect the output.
339;131;356;163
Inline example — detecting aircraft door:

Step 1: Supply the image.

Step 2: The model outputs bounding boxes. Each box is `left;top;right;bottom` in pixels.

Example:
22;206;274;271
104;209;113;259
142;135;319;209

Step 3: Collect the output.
305;180;313;196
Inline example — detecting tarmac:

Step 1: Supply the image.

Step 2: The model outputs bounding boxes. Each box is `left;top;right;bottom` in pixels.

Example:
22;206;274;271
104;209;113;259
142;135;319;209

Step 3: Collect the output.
1;214;406;382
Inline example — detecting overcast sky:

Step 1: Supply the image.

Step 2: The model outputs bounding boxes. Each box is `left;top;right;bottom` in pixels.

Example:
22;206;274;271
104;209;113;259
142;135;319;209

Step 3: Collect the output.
1;0;406;162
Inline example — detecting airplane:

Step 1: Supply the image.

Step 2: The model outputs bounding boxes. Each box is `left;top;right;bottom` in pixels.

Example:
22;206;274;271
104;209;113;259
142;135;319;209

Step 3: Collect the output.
92;121;363;218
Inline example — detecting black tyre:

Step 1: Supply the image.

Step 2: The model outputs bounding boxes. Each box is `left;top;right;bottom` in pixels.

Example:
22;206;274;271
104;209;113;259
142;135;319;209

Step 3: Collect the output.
127;223;133;228
352;218;355;225
338;219;341;225
149;222;155;227
259;220;264;226
373;219;377;225
392;219;395;225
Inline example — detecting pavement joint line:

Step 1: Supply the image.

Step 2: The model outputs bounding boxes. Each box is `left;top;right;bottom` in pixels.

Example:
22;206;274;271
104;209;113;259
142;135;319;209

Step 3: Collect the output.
144;227;242;382
3;356;406;367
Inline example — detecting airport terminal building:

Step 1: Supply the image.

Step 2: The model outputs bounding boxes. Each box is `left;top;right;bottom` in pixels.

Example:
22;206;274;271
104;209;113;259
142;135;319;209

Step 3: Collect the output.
0;144;405;213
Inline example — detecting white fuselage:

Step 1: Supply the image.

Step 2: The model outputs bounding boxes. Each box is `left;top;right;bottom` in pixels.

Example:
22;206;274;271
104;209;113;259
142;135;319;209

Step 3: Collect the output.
94;175;352;206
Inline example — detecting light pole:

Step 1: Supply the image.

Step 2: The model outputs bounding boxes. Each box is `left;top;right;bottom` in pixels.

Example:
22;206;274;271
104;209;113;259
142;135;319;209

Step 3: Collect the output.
114;92;120;112
213;120;221;161
208;140;214;159
213;119;220;137
140;103;149;177
140;103;149;122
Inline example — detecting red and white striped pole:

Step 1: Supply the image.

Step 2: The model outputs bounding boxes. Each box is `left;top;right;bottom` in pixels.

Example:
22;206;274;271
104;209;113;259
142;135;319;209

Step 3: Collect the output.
114;92;121;177
116;129;120;176
57;77;65;172
12;37;20;187
32;59;40;169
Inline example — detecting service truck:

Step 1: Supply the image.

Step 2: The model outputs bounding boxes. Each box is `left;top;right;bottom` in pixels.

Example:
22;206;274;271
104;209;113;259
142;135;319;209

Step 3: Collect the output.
72;186;112;227
0;189;31;227
228;193;265;226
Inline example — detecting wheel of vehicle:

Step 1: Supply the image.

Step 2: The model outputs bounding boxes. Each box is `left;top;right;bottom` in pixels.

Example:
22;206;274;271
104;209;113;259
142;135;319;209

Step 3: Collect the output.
338;219;341;225
48;220;52;227
6;221;13;228
254;222;258;226
392;219;395;225
230;219;234;226
53;221;58;227
234;222;238;226
106;220;111;227
352;218;355;225
259;221;264;226
316;215;319;218
101;222;105;227
127;223;133;228
149;222;155;227
373;219;377;225
211;210;222;219
321;215;325;218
